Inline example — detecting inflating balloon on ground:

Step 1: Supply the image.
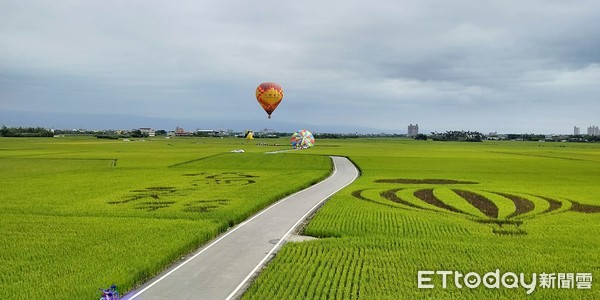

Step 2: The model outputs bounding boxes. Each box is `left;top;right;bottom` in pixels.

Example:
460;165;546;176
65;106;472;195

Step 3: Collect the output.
291;130;315;149
245;130;254;141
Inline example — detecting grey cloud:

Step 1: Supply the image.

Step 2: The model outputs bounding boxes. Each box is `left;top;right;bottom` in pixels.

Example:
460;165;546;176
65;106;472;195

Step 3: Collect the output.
1;0;599;133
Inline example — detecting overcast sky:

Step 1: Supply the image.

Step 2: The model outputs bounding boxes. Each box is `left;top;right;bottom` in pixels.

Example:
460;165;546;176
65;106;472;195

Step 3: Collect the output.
1;0;599;134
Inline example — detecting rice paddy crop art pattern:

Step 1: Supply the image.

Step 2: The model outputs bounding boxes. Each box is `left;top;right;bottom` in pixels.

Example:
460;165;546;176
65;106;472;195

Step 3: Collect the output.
353;178;600;235
108;172;257;212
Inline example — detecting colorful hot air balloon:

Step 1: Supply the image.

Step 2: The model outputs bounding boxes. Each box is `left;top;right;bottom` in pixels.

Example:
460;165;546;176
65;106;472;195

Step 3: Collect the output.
291;129;315;149
255;82;284;119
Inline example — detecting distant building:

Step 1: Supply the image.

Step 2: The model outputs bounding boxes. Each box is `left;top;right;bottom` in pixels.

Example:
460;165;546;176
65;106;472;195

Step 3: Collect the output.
260;128;276;135
139;128;155;137
487;132;499;140
175;127;191;136
196;129;215;137
574;126;580;135
196;129;227;137
408;124;419;137
588;126;599;136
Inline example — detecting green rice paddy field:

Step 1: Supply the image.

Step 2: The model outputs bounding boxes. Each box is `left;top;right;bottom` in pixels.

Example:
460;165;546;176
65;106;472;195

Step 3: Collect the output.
245;139;600;299
0;137;331;299
1;137;599;299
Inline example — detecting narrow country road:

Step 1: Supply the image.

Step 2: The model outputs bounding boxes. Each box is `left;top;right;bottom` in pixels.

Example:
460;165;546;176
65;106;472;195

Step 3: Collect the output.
123;156;359;300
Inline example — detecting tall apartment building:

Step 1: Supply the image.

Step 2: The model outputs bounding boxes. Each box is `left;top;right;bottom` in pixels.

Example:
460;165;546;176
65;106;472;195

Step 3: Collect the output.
588;126;599;136
574;126;580;135
408;124;419;137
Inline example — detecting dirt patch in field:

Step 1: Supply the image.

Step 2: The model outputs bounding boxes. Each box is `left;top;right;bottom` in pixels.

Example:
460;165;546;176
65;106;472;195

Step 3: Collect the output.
570;201;600;213
135;201;176;211
380;189;428;210
493;192;534;219
413;189;471;215
183;199;230;213
351;189;369;201
108;186;178;204
129;186;178;194
351;189;404;209
534;195;563;213
287;234;319;243
375;178;478;184
182;173;204;177
453;189;499;219
475;219;523;226
200;172;258;185
492;227;527;235
476;219;526;235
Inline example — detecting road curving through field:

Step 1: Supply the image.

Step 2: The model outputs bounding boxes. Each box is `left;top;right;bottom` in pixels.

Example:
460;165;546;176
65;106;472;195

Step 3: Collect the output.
123;156;359;300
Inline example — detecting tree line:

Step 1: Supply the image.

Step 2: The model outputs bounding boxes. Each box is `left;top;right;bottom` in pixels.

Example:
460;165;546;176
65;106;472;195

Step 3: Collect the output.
413;131;600;142
0;126;54;137
429;131;485;142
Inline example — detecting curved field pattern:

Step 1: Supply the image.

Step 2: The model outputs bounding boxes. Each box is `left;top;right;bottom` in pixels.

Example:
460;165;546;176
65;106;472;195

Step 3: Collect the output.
354;178;600;235
107;172;257;212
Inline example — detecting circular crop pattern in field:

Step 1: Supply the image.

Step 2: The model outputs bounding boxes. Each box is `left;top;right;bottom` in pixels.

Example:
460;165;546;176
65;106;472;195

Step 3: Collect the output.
353;178;600;235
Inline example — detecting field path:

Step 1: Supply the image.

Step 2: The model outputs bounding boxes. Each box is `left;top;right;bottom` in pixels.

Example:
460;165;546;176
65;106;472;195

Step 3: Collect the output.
123;156;359;300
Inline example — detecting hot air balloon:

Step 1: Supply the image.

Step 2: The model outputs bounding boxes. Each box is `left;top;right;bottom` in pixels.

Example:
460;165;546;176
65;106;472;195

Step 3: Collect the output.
245;130;254;141
291;129;315;149
255;82;283;119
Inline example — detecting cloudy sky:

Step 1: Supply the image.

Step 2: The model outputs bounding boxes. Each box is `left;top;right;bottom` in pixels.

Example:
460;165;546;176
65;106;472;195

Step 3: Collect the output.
1;0;599;134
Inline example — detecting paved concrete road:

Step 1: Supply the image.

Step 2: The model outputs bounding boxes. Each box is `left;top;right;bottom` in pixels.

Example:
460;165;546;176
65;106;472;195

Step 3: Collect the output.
124;156;359;300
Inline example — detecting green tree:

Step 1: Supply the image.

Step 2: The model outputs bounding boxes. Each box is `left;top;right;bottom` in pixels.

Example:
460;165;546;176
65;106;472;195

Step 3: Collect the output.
414;134;428;140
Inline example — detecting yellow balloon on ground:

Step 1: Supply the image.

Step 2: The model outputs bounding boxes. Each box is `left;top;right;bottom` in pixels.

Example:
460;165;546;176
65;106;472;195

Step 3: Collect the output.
245;130;254;141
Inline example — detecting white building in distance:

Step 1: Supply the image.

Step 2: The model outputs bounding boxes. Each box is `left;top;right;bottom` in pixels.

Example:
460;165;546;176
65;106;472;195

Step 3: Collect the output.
139;128;155;137
408;124;419;137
